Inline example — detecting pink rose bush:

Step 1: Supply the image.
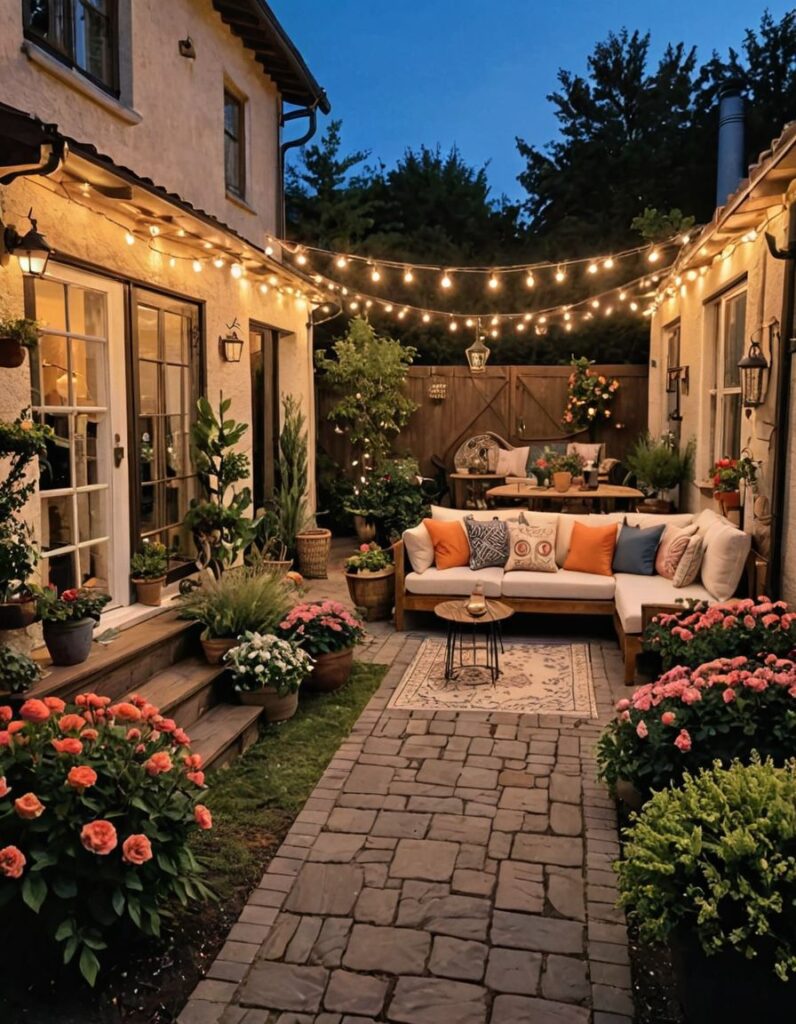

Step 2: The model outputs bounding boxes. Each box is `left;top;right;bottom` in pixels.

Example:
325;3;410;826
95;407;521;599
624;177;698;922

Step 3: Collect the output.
279;600;365;656
597;655;796;796
644;597;796;671
0;692;213;985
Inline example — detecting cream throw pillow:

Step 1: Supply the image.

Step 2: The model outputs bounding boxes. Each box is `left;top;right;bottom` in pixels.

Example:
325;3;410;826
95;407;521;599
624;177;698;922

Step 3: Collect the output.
403;523;434;574
655;523;699;579
496;446;530;478
672;534;704;587
700;520;752;601
505;520;558;573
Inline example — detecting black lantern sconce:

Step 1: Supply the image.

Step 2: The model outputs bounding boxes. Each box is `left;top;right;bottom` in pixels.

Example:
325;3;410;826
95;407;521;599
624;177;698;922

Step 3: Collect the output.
738;319;776;416
465;317;490;374
220;318;244;363
0;208;52;276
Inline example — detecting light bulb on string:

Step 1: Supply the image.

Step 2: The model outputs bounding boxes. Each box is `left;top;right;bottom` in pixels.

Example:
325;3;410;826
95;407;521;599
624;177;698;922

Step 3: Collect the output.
587;262;598;275
168;257;176;268
523;313;533;322
591;299;600;309
296;252;307;266
370;267;381;283
603;257;614;269
265;245;274;256
192;259;202;272
565;322;573;332
422;313;431;323
398;309;407;319
618;291;627;301
538;315;547;325
490;328;499;338
647;248;661;263
555;266;566;283
365;300;373;309
384;303;393;313
259;283;268;294
449;320;458;332
403;268;414;283
203;241;212;250
440;272;452;289
604;306;614;316
125;231;135;246
487;274;499;290
490;316;499;326
629;301;639;311
230;263;243;279
149;225;160;237
525;272;535;288
213;257;225;268
336;256;347;269
349;301;359;310
516;322;525;332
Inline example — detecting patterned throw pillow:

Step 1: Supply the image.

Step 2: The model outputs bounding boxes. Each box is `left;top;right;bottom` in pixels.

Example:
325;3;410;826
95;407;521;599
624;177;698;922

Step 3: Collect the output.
504;520;558;573
672;534;704;587
655;523;698;579
464;517;509;570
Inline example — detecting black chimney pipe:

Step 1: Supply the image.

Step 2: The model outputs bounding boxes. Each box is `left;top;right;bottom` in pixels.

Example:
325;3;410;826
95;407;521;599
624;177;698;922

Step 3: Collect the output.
716;81;746;207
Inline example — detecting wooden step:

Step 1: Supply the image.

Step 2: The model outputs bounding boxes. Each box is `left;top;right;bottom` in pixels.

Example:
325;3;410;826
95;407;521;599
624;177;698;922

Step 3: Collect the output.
18;611;200;705
190;704;262;770
122;657;227;729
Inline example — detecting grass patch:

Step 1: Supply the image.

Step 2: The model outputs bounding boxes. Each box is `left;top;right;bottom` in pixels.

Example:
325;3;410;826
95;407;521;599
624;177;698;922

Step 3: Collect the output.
193;660;388;903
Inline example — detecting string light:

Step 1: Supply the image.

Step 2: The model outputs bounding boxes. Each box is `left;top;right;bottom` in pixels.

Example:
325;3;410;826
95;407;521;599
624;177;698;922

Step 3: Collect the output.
149;225;160;236
422;312;430;323
487;274;499;290
647;248;661;263
230;263;243;279
555;266;566;283
603;257;614;269
192;259;202;272
265;245;274;256
125;232;135;246
440;272;452;289
296;253;307;266
384;303;393;313
370;267;381;282
525;272;535;288
259;283;268;294
587;262;598;275
213;257;225;268
336;256;348;269
203;241;212;250
403;269;414;283
449;320;458;332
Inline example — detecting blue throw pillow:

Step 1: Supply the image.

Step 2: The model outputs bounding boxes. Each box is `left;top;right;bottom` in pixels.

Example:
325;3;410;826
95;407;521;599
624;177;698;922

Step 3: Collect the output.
612;523;665;576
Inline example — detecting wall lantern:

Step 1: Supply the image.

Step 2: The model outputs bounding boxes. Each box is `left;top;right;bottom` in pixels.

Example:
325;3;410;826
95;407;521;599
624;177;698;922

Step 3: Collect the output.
738;319;776;415
1;208;52;276
220;318;244;362
465;318;490;374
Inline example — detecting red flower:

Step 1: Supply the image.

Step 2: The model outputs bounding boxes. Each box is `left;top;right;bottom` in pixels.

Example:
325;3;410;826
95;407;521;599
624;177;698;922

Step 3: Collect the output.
0;846;26;879
0;777;10;798
194;804;212;830
144;752;173;776
19;699;50;723
52;738;83;756
674;729;692;752
122;834;153;866
61;589;79;601
186;770;205;787
67;766;97;790
14;793;44;820
43;696;66;713
80;820;118;855
109;702;142;722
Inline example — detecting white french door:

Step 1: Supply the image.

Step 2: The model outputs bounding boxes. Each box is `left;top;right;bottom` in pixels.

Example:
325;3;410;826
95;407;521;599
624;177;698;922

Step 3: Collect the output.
30;265;131;607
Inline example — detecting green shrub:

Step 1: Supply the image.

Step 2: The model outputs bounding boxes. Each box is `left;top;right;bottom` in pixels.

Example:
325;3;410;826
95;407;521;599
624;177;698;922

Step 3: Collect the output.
0;645;40;694
624;431;694;496
176;568;293;640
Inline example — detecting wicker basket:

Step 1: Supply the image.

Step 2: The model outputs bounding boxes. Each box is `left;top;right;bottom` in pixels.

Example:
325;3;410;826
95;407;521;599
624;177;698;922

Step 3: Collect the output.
295;528;332;578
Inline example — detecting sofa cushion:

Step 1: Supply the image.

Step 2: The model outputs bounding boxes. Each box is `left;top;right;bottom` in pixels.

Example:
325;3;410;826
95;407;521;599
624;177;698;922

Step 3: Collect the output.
405;566;504;597
555;514;594;565
430;505;525;523
672;533;704;587
563;521;618;576
567;441;603;466
423;518;470;569
655;523;699;579
614;573;713;634
496;446;530;478
624;512;695;530
501;569;615;600
505;520;558;573
612;523;665;576
403;523;434;574
464;516;509;570
700;519;751;601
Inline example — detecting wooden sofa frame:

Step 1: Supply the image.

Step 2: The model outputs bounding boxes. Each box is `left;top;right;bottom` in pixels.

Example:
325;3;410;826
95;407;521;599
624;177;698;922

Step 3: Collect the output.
393;539;769;686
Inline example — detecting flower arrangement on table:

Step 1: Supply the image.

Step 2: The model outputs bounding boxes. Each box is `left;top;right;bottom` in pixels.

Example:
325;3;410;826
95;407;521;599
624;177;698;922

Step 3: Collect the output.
225;631;313;696
33;586;111;622
0;693;213;985
597;655;796;798
562;356;620;431
279;600;365;655
345;543;393;574
644;597;796;671
549;450;585;477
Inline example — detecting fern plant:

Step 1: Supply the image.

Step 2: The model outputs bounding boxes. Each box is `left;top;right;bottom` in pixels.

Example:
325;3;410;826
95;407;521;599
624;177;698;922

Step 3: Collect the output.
176;567;293;639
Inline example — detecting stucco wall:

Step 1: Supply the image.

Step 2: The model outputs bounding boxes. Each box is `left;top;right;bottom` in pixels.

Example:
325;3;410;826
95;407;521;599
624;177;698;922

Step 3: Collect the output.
0;0;282;243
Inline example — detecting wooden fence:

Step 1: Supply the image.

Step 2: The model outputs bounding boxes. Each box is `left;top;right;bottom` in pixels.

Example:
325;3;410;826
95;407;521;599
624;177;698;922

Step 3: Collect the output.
317;364;648;477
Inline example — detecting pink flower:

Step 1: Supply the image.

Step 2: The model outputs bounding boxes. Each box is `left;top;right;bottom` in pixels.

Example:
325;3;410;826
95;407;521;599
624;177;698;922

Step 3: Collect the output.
661;711;676;726
743;615;756;629
674;729;692;752
723;688;736;703
636;720;648;739
615;699;630;712
681;687;702;705
359;544;370;553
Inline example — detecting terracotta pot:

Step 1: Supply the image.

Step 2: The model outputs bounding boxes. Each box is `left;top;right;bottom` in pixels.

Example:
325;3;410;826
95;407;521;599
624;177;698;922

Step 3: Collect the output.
0;338;26;369
0;597;37;630
345;566;395;622
42;617;94;666
306;646;354;692
133;575;166;607
615;778;645;812
239;686;299;722
200;635;239;665
552;471;572;493
353;515;377;543
715;490;741;511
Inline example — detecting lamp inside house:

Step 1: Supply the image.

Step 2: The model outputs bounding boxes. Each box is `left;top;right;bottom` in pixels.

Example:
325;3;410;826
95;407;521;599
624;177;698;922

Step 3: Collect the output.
2;208;52;276
738;334;770;414
466;318;490;373
220;318;244;362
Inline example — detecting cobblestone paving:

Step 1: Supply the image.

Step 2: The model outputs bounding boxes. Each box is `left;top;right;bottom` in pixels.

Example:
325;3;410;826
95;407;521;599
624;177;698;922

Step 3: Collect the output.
179;629;632;1024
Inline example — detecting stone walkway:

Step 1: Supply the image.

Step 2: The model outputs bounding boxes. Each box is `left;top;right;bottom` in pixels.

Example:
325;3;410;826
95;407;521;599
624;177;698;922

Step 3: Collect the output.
179;624;633;1024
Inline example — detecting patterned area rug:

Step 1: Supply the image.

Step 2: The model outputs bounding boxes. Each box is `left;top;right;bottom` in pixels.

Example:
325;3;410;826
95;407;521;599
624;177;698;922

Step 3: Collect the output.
388;639;597;716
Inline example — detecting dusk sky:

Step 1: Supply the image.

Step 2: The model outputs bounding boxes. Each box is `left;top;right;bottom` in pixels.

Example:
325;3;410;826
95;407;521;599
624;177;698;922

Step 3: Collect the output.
278;1;794;201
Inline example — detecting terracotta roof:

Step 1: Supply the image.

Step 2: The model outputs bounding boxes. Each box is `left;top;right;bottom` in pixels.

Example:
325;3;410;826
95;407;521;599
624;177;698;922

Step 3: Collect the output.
212;0;330;113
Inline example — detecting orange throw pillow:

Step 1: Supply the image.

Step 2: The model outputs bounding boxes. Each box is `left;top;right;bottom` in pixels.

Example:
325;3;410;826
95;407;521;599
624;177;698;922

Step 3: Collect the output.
563;521;618;576
423;518;470;569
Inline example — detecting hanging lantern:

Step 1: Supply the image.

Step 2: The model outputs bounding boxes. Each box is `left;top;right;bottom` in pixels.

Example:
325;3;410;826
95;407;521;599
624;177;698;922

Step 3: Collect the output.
219;317;244;362
738;336;769;414
2;208;52;276
465;318;490;373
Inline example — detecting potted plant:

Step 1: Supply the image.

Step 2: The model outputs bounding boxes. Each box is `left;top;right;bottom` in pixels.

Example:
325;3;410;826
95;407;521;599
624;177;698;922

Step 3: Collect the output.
0;314;38;369
246;508;293;575
0;644;41;695
624;432;695;513
224;631;312;721
344;543;395;622
711;454;758;512
279;600;365;692
561;357;620;436
617;758;796;1022
33;586;111;666
549;451;584;492
344;459;428;546
596;654;796;804
176;567;293;664
130;541;169;606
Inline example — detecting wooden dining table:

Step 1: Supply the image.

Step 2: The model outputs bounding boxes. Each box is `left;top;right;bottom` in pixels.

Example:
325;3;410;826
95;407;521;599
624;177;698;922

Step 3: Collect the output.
485;481;645;512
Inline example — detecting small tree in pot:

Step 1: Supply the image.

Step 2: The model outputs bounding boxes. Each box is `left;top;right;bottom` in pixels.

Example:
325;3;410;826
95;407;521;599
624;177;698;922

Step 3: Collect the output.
130;541;168;606
624;432;694;512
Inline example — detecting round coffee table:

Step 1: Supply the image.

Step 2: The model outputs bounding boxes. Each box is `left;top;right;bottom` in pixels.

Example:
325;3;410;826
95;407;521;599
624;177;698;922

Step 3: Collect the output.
434;599;514;684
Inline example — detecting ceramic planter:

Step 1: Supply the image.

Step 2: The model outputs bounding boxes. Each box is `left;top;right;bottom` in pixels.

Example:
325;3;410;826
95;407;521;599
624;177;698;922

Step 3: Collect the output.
132;575;166;607
715;490;741;511
200;635;239;665
42;617;94;666
0;338;26;369
239;686;299;722
0;596;37;630
552;471;572;493
353;515;377;543
306;646;354;692
345;566;395;622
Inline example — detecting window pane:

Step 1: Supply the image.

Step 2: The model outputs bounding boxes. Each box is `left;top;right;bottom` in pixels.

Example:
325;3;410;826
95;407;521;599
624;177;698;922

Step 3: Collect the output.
24;0;70;53
723;292;746;388
41;494;74;551
164;312;186;363
79;541;109;590
139;419;155;483
34;278;66;331
73;414;103;486
77;489;107;543
73;0;113;85
71;338;106;406
137;306;159;359
38;413;71;490
38;335;69;406
165;416;185;476
68;285;106;338
42;552;77;594
721;394;742;459
140;483;158;531
165;365;184;418
225;139;240;193
139;360;159;415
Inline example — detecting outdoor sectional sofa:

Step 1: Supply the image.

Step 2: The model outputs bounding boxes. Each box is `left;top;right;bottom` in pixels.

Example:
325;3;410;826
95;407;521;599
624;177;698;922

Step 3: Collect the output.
394;505;766;683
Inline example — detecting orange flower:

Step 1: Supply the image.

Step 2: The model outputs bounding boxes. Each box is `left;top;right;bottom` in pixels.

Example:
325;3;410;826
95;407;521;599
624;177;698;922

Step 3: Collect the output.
183;753;203;771
154;716;176;734
0;731;9;748
173;728;191;746
0;777;10;798
52;738;83;756
186;770;205;787
109;702;142;722
126;728;141;742
58;714;86;733
121;834;153;866
67;766;97;791
0;706;12;724
80;728;99;742
14;793;44;820
144;752;173;776
0;845;26;879
19;699;50;723
8;722;26;735
43;696;66;713
80;820;118;855
194;804;212;830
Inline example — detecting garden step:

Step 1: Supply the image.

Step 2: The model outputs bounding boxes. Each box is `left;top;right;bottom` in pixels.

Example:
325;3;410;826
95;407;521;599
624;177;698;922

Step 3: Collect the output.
121;657;227;729
189;703;262;770
17;611;200;705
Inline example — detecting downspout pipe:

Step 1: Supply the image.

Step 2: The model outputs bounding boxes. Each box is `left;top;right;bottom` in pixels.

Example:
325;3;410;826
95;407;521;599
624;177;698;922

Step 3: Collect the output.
279;93;327;237
716;82;746;207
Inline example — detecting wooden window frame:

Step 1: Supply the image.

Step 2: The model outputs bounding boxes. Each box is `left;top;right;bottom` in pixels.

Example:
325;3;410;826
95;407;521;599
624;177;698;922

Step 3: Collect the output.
23;0;120;96
707;282;747;471
249;322;280;509
223;86;246;200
